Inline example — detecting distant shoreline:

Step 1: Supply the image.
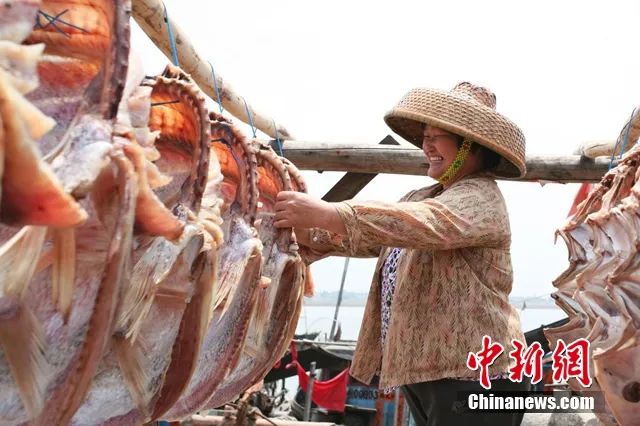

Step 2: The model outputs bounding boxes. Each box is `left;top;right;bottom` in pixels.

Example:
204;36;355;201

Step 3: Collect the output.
305;291;558;309
303;301;368;307
304;302;561;310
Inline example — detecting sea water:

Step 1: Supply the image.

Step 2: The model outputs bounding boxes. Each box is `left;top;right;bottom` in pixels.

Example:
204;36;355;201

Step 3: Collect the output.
295;305;567;341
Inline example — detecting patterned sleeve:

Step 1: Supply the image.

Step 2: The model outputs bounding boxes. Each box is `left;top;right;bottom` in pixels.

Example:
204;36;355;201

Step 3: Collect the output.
297;189;420;264
297;223;382;264
335;177;510;253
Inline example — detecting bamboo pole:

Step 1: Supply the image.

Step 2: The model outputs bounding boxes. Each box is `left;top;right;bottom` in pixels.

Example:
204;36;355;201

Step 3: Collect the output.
264;140;616;183
131;0;292;139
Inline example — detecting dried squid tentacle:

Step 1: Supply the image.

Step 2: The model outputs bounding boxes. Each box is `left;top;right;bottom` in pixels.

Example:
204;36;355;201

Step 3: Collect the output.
0;225;48;419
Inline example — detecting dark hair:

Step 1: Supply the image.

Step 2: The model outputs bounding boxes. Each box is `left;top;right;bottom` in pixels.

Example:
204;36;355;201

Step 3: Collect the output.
455;138;501;171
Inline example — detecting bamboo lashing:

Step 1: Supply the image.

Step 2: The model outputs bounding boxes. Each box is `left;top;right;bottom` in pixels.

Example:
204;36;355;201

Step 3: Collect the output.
131;0;292;139
575;106;640;160
575;140;619;160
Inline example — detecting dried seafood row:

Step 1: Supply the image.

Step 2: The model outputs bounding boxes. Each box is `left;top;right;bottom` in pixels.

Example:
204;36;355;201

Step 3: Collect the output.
205;142;305;409
0;2;63;420
71;64;215;426
0;1;135;426
0;2;310;422
164;132;311;421
547;143;640;425
211;158;309;409
164;113;264;420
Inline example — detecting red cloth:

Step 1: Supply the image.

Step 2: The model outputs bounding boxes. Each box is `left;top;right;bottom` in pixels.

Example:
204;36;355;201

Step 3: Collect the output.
286;343;348;412
291;361;349;412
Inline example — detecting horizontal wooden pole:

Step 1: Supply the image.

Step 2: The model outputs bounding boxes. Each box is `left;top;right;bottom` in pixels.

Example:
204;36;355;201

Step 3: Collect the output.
132;0;292;139
265;140;615;183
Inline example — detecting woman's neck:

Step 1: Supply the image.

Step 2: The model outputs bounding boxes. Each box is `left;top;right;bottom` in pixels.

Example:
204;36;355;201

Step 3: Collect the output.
442;165;483;188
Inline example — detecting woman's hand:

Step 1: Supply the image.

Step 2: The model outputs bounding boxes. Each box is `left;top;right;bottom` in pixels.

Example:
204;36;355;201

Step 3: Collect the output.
274;191;346;235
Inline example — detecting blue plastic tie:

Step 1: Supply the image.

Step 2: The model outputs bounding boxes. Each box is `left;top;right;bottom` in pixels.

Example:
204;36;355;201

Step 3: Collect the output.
212;138;242;167
609;107;638;170
272;119;284;156
162;2;180;67
243;97;257;138
208;62;224;113
618;108;637;159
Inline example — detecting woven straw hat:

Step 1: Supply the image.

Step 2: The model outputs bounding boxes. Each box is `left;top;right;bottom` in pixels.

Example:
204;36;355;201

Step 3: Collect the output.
384;82;526;178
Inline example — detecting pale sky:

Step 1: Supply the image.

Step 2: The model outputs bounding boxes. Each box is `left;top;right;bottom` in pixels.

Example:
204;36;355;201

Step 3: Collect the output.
132;0;640;298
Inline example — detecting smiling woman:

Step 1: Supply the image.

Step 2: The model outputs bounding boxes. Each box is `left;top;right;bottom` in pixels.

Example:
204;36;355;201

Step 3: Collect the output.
422;125;503;184
422;127;474;184
274;81;529;426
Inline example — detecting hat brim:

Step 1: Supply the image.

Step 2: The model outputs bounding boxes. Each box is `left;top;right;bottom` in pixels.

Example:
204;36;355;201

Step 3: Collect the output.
384;88;526;178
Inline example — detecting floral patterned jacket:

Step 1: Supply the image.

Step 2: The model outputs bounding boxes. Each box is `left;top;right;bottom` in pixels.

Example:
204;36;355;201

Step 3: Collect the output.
299;173;525;388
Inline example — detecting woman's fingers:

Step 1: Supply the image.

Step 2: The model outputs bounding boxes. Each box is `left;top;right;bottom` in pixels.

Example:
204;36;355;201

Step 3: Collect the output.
275;191;297;212
273;219;292;228
274;191;332;229
274;192;304;216
276;190;297;202
274;201;289;212
274;207;293;228
274;209;287;221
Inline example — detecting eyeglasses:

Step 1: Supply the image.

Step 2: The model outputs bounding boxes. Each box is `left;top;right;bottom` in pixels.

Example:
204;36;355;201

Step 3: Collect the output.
422;134;458;144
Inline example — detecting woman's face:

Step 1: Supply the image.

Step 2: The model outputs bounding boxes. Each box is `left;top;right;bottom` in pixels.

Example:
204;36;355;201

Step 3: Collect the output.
422;125;460;180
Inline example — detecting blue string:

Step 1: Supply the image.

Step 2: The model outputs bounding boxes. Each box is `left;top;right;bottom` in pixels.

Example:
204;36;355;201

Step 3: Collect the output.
208;62;224;113
618;107;637;159
162;2;180;67
243;97;257;138
272;119;284;156
211;138;242;168
608;149;617;171
609;107;637;170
